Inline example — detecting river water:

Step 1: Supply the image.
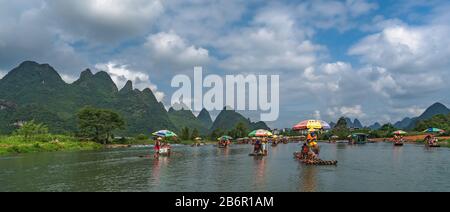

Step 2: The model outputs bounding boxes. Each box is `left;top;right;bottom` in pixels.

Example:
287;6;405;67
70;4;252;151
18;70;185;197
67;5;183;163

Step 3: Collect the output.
1;143;449;192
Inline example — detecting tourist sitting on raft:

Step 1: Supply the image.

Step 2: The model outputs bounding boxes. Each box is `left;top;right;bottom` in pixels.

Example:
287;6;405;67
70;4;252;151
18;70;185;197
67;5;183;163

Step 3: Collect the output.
393;135;404;145
425;134;438;146
295;131;320;161
296;142;318;162
254;139;262;154
218;139;231;148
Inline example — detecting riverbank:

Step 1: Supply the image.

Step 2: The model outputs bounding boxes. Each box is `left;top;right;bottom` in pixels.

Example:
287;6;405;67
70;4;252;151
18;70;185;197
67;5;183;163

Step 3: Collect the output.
369;135;450;145
0;135;102;155
105;140;218;149
0;135;222;156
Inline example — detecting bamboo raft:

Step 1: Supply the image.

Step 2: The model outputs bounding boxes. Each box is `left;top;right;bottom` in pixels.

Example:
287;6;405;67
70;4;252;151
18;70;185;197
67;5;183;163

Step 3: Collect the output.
293;152;338;166
249;153;267;157
301;159;338;166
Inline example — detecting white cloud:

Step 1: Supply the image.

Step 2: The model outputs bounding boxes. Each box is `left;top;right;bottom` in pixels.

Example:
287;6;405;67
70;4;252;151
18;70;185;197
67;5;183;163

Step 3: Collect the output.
61;74;78;84
313;110;322;120
217;8;325;72
0;69;7;79
95;62;165;101
327;105;366;118
145;31;209;67
295;0;378;30
45;0;164;43
393;106;425;117
349;21;450;74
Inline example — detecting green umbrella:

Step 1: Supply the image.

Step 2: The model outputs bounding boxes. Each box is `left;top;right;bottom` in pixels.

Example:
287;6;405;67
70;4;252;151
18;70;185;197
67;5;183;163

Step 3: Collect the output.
423;128;445;133
217;135;233;141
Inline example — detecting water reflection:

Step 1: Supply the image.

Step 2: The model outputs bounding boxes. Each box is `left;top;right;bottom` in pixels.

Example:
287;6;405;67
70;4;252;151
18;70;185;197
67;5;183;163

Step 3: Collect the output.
2;143;450;192
299;166;318;192
253;156;267;191
150;156;170;186
393;145;403;162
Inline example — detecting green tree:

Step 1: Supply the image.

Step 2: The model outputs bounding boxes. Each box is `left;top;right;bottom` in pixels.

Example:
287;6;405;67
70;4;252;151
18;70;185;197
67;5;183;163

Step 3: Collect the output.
380;123;396;132
15;120;49;140
77;107;125;144
235;122;248;138
415;114;450;132
210;128;223;141
228;129;238;139
191;128;200;140
180;127;190;141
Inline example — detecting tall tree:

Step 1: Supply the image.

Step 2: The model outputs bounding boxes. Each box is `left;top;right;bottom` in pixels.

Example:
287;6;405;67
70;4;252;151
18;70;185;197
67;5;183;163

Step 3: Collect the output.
77;107;125;144
14;120;49;141
235;122;248;138
380;123;396;132
191;128;200;140
180;127;190;141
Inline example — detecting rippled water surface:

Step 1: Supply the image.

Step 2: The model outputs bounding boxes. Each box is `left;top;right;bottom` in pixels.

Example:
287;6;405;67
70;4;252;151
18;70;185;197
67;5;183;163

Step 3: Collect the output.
1;143;449;192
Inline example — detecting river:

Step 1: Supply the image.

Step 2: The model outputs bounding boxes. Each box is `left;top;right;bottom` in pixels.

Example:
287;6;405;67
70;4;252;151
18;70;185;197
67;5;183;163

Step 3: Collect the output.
1;142;449;192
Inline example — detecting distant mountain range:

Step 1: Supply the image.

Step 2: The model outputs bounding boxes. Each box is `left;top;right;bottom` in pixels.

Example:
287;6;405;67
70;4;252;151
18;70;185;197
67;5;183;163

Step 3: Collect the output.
393;102;450;130
330;118;363;129
329;103;450;131
0;61;269;136
367;122;381;130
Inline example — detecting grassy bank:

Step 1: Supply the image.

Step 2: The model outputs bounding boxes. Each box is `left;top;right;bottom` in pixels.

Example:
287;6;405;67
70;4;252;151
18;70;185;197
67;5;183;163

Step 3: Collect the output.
0;135;102;155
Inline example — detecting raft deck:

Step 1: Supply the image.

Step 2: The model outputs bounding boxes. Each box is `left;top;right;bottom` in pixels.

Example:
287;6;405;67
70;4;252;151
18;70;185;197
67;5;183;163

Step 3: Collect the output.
293;152;338;166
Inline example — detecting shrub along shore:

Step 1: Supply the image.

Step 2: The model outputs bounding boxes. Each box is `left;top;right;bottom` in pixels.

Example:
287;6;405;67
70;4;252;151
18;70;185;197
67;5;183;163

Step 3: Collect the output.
0;135;102;155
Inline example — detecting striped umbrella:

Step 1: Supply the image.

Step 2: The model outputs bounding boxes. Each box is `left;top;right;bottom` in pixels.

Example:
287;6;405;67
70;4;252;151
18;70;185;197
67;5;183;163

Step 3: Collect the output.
293;120;331;131
248;129;273;137
217;135;233;141
393;130;407;135
152;130;178;138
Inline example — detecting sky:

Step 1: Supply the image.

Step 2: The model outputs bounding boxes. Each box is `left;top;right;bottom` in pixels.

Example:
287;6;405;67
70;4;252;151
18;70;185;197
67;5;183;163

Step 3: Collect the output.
1;0;450;128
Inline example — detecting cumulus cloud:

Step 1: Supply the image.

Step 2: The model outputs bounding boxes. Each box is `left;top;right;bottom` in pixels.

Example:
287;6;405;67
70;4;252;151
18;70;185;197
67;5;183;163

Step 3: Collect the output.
95;62;165;101
217;8;325;72
327;105;366;119
349;21;450;74
295;0;378;30
144;31;210;68
0;1;89;73
45;0;164;43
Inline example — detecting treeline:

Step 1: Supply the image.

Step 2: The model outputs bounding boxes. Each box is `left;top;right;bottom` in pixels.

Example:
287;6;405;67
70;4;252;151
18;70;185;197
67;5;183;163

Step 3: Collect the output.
4;106;126;145
179;122;250;141
414;113;450;135
10;106;260;144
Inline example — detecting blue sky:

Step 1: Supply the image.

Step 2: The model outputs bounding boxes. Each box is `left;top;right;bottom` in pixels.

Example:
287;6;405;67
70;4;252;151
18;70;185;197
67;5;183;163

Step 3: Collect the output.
1;0;450;128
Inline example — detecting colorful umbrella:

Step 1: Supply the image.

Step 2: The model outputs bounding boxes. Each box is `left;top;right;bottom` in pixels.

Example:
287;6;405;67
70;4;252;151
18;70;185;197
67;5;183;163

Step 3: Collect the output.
423;128;445;133
152;130;178;138
248;129;273;137
217;135;233;141
293;120;331;131
393;130;407;135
